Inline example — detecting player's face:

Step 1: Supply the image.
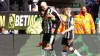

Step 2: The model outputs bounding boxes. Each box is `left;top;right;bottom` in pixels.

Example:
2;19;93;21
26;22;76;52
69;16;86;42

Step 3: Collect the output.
2;28;6;33
41;5;47;11
66;8;71;15
56;8;60;13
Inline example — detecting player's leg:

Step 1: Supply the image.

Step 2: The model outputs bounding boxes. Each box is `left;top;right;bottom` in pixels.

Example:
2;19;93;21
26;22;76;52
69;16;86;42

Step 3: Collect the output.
50;38;56;56
44;22;59;50
44;28;55;50
44;34;55;49
41;34;50;56
61;37;68;56
68;47;82;56
41;34;47;56
44;33;57;56
50;21;60;46
42;33;51;49
50;49;56;56
41;49;46;56
67;31;82;56
44;35;55;50
67;39;82;56
62;45;67;56
36;33;47;47
36;33;50;47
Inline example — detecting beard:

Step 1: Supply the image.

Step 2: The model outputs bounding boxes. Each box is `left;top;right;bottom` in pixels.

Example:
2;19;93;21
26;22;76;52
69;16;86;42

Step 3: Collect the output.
81;11;86;15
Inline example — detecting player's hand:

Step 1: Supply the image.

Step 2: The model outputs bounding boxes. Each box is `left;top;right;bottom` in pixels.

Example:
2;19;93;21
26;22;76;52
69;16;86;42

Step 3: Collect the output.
51;28;55;34
61;31;65;34
67;40;72;45
57;32;62;34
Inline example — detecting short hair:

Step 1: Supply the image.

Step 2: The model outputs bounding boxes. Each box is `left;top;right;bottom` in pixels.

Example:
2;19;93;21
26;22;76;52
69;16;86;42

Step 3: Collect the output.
40;1;47;6
63;7;71;12
0;27;5;32
81;6;87;9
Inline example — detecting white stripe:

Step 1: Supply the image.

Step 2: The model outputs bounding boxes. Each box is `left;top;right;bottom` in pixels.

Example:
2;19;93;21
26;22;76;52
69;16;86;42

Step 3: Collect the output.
50;7;62;21
50;35;55;44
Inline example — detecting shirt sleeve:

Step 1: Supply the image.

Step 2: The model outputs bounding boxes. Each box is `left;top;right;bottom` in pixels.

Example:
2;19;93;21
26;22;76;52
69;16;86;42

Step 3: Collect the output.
89;14;96;34
70;17;74;26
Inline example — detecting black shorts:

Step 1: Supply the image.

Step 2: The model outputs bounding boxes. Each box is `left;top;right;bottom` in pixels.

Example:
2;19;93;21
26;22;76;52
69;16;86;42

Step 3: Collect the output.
42;33;51;42
61;37;73;47
61;31;74;47
42;33;55;49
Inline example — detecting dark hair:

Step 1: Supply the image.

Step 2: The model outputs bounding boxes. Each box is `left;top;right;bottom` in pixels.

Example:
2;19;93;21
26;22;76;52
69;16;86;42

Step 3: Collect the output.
0;27;4;32
66;6;71;8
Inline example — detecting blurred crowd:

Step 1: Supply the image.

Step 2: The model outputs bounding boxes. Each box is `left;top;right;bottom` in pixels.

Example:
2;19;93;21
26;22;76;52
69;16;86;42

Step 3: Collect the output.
0;0;38;11
0;0;100;34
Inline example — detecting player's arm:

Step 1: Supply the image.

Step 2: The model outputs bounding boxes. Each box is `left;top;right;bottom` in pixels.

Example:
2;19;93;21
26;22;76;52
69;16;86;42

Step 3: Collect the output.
43;14;55;20
61;17;74;34
61;25;74;34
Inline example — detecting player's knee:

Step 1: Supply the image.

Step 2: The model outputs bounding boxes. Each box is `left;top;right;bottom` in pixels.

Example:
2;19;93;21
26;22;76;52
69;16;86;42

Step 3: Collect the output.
62;48;66;51
68;47;75;53
62;45;66;51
